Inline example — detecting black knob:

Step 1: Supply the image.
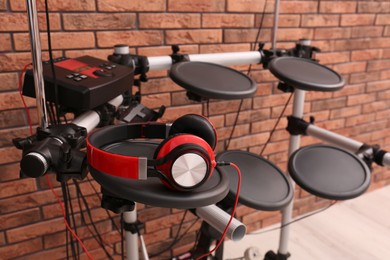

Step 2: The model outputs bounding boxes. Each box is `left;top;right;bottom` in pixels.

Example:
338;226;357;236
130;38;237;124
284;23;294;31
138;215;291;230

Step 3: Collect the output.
20;152;49;177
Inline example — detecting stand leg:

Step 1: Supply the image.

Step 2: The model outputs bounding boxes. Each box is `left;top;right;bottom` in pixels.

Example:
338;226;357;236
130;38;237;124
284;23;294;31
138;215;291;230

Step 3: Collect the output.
124;205;139;260
271;90;306;259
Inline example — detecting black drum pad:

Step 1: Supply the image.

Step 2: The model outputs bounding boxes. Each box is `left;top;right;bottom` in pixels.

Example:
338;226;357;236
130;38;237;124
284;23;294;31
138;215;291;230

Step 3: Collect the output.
90;141;229;209
216;151;293;211
289;145;371;200
169;61;257;99
268;57;345;92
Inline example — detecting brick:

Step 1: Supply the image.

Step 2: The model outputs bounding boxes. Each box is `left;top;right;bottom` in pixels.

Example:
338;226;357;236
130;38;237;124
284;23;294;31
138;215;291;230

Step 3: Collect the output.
311;97;346;111
256;14;301;28
351;49;383;61
0;127;31;147
0;238;42;259
98;0;165;11
0;0;5;10
7;217;65;243
144;228;170;245
199;43;250;54
307;110;330;122
0;34;11;51
224;28;272;43
253;93;292;109
301;15;340;27
377;89;390;101
363;101;389;113
350;71;382;84
367;80;390;93
162;105;202;121
0;109;38;129
228;132;269;149
0;207;41;230
0;13;61;32
0;189;58;214
377;14;390;25
227;0;272;12
385;26;390;37
252;118;287;133
0;178;37;199
202;14;254;28
346;113;375;127
217;124;250;140
315;51;350;65
347;93;376;106
0;73;18;91
261;140;289;155
280;1;318;14
332;62;367;74
166;29;222;44
319;1;357;13
314;28;351;40
330;105;362;119
138;45;199;56
14;32;95;51
64;49;113;61
141;78;182;95
0;163;20;182
208;99;251;115
226;108;270;125
0;92;36;110
63;13;136;31
358;2;390;13
11;0;96;11
277;28;315;41
142;93;171;109
145;211;186;233
341;14;376;26
97;31;163;47
351;26;384;38
367;60;390;72
0;146;22;165
139;13;200;29
381;69;390;80
169;0;225;12
0;51;62;71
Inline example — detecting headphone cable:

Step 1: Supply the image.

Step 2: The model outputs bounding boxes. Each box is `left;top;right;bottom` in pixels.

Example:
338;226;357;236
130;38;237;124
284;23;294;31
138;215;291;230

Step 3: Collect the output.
195;162;241;260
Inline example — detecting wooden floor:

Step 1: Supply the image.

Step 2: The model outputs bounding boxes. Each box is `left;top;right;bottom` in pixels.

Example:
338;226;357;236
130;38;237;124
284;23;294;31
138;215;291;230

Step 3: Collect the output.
224;185;390;260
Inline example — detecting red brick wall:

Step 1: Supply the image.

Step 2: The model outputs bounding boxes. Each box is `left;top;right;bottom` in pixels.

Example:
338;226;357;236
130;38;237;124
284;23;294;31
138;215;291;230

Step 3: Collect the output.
1;0;390;258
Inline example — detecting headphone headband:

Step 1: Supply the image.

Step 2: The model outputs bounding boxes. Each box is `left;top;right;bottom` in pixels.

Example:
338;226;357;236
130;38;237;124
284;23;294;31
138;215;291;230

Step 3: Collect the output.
87;123;171;180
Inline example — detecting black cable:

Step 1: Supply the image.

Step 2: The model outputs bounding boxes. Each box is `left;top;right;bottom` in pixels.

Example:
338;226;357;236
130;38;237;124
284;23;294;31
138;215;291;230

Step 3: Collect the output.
259;92;293;156
85;175;121;233
61;182;77;260
73;180;114;259
66;182;80;260
225;0;269;151
149;210;198;258
225;99;244;150
44;0;60;124
249;200;337;236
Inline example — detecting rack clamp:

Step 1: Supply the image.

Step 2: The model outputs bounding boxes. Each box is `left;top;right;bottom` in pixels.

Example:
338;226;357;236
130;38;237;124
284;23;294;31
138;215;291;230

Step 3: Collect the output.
286;116;312;136
123;221;145;235
170;45;189;64
264;251;291;260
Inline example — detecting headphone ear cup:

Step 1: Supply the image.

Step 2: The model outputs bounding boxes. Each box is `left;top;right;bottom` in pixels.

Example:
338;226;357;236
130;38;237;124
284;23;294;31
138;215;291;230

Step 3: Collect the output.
153;134;216;191
169;114;217;150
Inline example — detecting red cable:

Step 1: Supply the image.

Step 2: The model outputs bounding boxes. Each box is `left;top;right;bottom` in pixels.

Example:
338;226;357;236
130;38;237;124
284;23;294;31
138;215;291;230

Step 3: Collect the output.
195;162;242;260
18;63;34;135
46;175;94;259
19;63;93;258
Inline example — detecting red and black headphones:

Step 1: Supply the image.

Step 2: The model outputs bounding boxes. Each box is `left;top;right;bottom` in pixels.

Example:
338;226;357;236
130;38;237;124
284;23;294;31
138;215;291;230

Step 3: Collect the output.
86;114;218;191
